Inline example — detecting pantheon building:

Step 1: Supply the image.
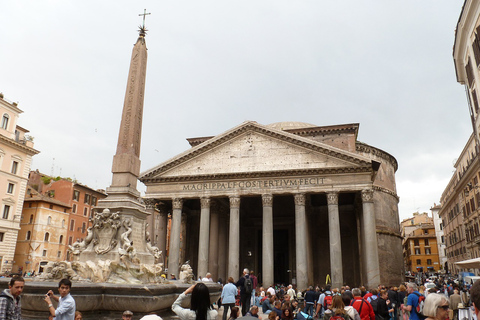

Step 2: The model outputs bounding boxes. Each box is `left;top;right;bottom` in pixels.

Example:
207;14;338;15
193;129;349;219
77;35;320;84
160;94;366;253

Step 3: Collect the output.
140;121;403;289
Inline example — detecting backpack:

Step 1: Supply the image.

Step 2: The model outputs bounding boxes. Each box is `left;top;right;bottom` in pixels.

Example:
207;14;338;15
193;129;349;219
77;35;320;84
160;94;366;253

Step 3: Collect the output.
324;293;333;309
244;276;253;294
370;298;378;314
298;311;314;320
330;313;351;320
413;292;426;319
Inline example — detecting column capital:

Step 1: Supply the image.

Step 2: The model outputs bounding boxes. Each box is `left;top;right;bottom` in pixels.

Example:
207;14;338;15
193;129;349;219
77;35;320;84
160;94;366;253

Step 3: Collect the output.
144;198;156;210
294;193;306;206
229;196;241;208
172;198;183;209
361;189;374;203
327;192;338;205
200;197;211;209
262;194;273;207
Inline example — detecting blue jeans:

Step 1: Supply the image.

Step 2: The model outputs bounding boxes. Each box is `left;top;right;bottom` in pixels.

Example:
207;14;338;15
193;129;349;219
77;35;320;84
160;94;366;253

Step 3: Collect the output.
304;303;314;317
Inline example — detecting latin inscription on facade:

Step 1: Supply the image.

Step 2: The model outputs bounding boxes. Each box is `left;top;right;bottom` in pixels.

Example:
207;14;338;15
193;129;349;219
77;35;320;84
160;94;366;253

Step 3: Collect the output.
182;177;325;191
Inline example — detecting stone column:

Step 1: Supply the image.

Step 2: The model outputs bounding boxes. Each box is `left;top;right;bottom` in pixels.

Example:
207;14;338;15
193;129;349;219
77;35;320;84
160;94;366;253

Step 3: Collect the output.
197;197;211;280
294;193;308;290
218;211;228;282
228;196;241;280
362;189;380;287
168;198;183;278
208;202;220;280
327;192;343;288
157;203;168;261
262;194;274;287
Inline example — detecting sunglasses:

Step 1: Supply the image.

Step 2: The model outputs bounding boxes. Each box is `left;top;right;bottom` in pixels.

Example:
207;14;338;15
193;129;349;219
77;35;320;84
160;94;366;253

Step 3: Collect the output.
438;306;449;310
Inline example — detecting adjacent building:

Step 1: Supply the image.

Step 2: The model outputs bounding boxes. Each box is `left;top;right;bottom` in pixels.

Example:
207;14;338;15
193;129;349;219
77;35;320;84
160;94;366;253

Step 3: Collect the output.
401;212;441;273
0;93;39;274
431;203;447;272
27;170;107;261
14;186;70;274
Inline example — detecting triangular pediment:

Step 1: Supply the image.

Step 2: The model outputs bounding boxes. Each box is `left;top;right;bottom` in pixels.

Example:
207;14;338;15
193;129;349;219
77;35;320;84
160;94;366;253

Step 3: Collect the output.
140;121;372;182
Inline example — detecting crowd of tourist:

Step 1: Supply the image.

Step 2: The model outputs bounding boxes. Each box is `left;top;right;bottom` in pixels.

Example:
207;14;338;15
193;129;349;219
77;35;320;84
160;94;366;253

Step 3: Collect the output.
3;271;480;320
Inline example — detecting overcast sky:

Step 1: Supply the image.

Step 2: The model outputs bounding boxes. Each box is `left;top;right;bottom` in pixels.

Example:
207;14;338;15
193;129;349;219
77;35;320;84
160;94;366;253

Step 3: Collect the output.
0;1;470;221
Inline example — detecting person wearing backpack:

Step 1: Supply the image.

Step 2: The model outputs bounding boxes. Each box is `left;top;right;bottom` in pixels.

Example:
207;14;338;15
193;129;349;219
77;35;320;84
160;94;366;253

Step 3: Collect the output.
323;295;352;320
236;268;252;316
402;283;423;320
317;286;333;318
351;288;375;320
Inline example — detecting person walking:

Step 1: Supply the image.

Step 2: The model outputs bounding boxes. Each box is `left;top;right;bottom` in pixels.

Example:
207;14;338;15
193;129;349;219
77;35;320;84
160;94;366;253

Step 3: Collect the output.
172;283;218;320
222;277;238;320
236;268;253;316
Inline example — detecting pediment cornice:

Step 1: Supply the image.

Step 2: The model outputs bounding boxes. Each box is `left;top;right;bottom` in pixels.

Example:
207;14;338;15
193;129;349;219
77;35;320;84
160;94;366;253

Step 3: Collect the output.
140;121;372;182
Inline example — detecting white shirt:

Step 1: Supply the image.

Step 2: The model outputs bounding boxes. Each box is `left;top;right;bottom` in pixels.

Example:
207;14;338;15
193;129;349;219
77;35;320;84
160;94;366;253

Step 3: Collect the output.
267;287;276;296
202;277;213;282
172;293;218;320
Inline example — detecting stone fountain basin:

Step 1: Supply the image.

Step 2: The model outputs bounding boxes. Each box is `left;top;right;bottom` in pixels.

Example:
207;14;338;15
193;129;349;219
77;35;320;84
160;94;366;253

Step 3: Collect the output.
1;279;221;319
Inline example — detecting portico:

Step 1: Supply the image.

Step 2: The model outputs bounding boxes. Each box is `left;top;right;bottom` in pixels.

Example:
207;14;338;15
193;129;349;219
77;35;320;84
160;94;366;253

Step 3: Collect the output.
140;121;403;288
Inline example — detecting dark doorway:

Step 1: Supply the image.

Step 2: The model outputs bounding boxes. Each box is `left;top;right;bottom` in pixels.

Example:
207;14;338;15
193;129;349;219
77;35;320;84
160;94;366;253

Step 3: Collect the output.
274;229;289;285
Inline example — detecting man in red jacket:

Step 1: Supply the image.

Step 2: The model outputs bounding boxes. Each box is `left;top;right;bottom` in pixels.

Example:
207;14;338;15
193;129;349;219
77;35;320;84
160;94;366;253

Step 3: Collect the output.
351;288;375;320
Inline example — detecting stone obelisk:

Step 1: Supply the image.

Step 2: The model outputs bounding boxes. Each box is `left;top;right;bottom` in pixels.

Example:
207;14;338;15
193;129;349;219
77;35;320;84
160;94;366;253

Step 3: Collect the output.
78;21;156;264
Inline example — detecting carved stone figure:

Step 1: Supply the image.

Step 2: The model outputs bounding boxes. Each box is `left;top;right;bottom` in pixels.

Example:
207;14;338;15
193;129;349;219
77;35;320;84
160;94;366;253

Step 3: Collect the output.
37;261;80;281
119;218;135;260
68;226;94;257
145;223;162;260
179;262;194;283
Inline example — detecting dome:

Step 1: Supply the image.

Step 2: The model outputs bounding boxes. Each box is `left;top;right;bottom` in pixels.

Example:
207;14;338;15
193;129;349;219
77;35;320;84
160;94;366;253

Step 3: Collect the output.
267;121;317;131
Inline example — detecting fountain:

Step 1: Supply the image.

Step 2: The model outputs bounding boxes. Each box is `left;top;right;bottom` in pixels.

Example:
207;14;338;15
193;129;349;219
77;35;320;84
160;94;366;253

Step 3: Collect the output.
5;15;221;320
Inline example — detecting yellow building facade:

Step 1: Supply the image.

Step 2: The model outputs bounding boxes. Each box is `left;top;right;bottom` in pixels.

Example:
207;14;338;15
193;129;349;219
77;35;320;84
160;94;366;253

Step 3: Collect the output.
0;94;39;274
14;187;69;274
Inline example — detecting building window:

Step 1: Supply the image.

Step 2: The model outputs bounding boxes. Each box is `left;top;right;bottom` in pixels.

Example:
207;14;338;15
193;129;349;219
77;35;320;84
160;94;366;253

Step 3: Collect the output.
62;219;65;228
44;232;49;242
42;250;47;257
11;161;18;174
29;215;33;223
69;220;74;231
1;114;9;130
49;204;53;210
6;183;14;194
59;235;63;244
57;251;61;258
73;190;80;201
84;194;90;205
427;259;432;265
47;216;52;225
425;239;429;246
68;237;73;245
414;239;419;246
26;231;31;240
425;248;431;255
83;208;88;216
416;259;421;265
441;235;444;243
72;204;76;213
92;196;97;206
0;232;4;242
82;222;86;233
415;248;421;255
2;205;10;219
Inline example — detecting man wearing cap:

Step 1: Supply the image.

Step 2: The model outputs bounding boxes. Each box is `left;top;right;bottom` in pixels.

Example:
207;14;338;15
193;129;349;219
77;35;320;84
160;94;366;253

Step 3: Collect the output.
123;310;133;320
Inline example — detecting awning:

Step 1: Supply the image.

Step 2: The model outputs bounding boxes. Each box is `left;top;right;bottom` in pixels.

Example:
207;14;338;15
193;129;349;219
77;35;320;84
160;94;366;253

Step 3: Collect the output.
454;258;480;269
